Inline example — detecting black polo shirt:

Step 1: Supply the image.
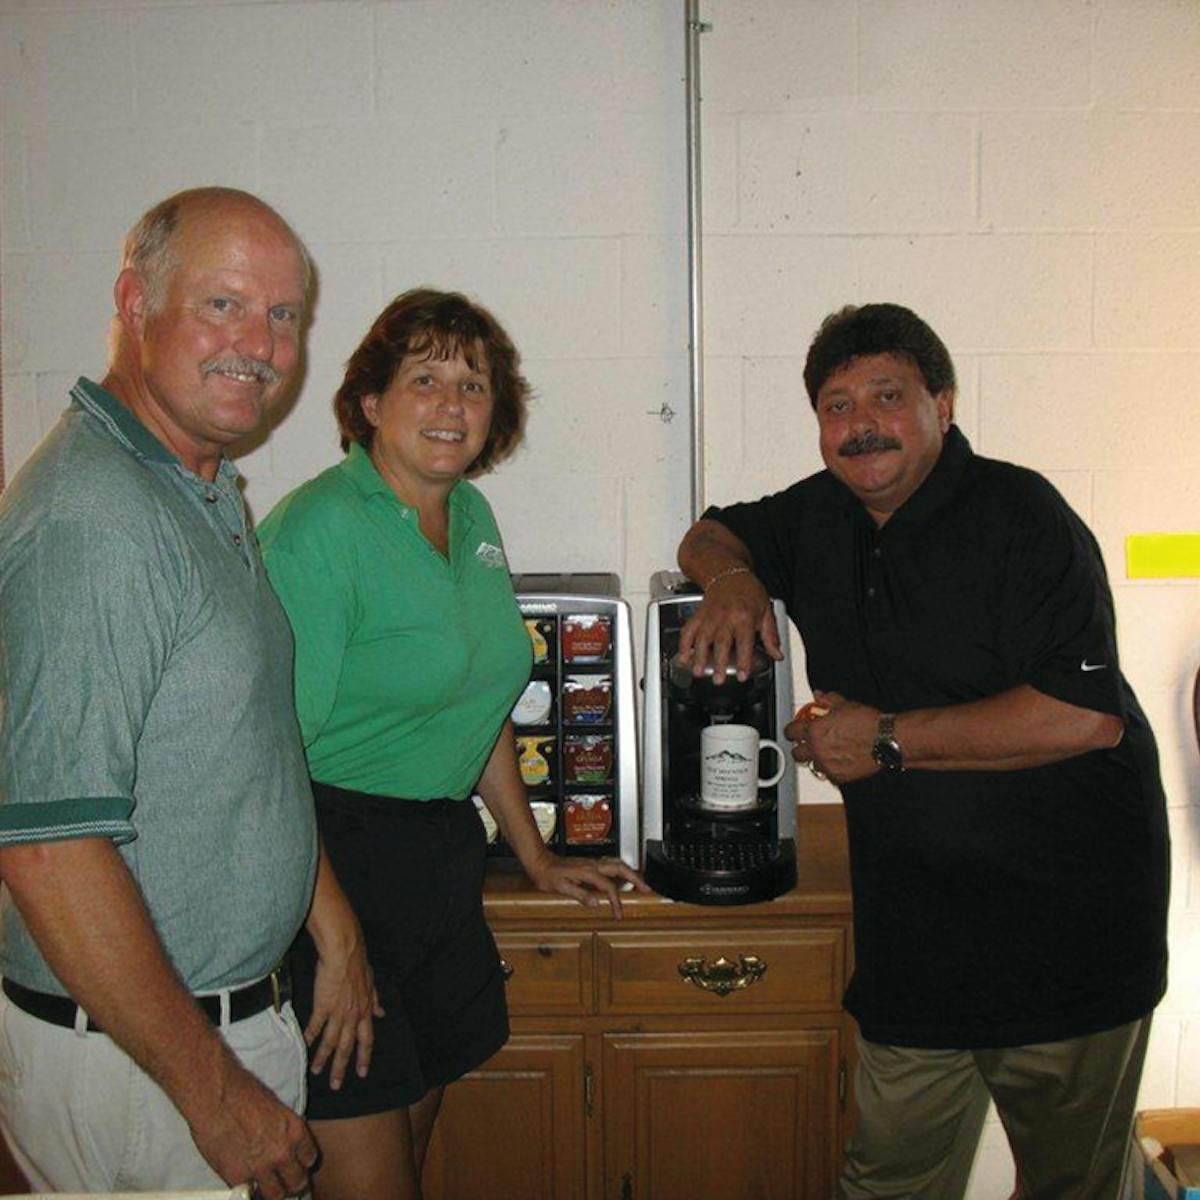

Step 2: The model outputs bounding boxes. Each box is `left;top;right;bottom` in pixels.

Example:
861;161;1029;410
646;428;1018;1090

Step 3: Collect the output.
710;426;1169;1049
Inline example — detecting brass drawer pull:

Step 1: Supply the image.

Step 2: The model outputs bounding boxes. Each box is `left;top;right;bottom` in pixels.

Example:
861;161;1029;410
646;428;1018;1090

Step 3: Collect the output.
678;953;767;996
499;957;514;981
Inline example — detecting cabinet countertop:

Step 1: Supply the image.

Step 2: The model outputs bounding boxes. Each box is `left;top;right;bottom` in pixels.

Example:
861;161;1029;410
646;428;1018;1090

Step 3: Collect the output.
483;802;852;925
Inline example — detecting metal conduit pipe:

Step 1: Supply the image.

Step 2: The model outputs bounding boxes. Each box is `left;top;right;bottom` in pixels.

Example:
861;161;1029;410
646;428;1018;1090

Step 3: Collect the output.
684;0;710;523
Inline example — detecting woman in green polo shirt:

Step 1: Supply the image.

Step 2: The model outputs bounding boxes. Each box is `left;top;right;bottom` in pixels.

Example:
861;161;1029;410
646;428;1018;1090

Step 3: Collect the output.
258;289;646;1200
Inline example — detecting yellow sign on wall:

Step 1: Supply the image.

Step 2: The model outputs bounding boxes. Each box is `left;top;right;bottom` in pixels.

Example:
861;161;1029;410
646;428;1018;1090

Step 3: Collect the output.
1125;534;1200;579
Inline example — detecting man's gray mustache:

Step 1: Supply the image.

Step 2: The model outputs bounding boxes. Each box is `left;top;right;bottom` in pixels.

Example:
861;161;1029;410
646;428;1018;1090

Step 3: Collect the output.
839;433;902;457
201;356;279;386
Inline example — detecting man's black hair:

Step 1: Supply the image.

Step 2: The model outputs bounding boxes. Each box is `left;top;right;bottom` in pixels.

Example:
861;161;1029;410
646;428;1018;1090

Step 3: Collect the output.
804;303;956;407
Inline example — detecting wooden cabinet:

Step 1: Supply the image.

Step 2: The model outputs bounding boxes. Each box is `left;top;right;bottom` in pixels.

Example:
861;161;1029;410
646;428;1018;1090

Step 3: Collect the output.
422;1034;587;1200
427;805;854;1200
0;1140;26;1194
603;1028;840;1200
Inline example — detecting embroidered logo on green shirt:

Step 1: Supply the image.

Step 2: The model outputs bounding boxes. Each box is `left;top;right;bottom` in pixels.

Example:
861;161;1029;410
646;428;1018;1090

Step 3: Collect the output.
475;541;507;569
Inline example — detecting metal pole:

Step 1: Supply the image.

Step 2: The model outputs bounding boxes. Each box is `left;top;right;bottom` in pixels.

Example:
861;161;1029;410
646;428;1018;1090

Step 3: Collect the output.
684;0;710;523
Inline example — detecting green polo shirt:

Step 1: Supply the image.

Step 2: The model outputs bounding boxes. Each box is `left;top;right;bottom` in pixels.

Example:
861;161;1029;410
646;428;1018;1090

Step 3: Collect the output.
258;443;532;799
0;379;318;995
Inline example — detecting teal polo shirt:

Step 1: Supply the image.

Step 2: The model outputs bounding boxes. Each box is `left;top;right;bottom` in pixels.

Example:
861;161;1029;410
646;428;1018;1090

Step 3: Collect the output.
258;443;532;799
0;379;318;995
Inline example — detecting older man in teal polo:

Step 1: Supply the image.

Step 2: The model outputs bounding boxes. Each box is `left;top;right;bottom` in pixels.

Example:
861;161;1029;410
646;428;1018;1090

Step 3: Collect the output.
0;188;371;1198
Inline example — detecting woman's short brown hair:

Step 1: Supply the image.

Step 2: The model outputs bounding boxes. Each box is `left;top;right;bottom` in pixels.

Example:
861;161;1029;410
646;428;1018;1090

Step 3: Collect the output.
334;288;529;476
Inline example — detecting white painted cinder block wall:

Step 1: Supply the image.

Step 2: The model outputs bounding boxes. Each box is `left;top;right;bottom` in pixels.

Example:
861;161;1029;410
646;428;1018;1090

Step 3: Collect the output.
1;1;1197;1194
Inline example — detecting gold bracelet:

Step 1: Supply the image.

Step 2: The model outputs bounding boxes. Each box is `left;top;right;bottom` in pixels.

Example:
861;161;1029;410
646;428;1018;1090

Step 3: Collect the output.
704;565;751;591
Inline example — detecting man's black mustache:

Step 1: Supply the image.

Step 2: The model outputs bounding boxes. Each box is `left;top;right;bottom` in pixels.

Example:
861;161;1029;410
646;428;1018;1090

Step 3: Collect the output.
839;432;902;457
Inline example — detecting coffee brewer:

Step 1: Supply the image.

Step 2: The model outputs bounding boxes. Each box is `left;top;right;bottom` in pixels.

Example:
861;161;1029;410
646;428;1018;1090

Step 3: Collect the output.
641;571;798;905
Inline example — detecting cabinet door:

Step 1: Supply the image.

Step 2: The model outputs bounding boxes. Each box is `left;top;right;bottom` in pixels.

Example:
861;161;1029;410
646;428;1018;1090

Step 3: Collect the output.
603;1029;840;1200
424;1034;586;1200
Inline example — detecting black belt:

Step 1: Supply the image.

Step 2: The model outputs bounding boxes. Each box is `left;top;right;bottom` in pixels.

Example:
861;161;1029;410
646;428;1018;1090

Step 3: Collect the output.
1;965;290;1034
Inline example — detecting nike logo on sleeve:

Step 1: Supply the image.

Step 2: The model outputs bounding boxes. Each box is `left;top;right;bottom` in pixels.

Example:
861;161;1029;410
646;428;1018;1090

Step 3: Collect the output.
1080;660;1107;672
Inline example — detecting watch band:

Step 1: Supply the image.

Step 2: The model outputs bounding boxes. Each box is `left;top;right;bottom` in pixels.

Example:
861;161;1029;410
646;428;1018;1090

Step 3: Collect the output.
872;712;904;772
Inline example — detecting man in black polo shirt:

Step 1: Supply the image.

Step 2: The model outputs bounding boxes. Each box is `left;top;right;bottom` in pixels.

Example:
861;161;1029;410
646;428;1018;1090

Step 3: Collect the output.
677;303;1169;1199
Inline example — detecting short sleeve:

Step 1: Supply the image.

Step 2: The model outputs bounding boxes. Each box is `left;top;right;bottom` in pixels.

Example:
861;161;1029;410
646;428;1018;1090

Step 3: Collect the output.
999;478;1125;717
259;509;357;747
0;517;171;845
704;488;801;603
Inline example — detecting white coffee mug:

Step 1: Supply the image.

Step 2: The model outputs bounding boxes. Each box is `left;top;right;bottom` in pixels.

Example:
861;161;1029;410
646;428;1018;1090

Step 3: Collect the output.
700;723;787;811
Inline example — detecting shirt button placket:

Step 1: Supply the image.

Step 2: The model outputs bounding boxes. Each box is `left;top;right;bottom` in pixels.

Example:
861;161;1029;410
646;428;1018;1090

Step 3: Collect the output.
867;542;882;599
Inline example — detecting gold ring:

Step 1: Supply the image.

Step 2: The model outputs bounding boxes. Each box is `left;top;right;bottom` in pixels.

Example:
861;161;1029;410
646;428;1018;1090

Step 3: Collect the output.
808;762;827;781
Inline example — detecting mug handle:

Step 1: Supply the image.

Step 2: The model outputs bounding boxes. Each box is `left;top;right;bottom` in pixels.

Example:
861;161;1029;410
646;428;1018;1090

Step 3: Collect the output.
758;739;788;787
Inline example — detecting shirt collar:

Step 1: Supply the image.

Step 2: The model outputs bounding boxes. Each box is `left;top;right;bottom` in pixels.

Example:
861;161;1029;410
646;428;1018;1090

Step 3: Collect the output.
834;424;974;530
340;441;393;499
338;441;471;513
888;424;973;528
74;377;174;463
72;376;241;488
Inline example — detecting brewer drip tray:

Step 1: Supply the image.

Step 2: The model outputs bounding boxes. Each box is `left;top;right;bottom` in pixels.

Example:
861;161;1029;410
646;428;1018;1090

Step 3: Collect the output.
659;840;781;873
644;837;798;904
674;792;777;821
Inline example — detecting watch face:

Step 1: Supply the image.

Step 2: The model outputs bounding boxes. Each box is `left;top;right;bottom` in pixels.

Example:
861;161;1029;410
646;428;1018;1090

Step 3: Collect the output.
873;737;903;770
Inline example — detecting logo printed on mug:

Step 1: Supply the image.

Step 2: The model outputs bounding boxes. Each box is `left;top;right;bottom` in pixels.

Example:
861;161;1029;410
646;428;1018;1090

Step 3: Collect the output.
700;724;787;811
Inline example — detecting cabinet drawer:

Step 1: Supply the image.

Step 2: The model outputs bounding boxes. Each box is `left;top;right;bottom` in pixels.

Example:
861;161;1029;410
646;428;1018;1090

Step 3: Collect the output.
494;932;594;1015
598;927;844;1014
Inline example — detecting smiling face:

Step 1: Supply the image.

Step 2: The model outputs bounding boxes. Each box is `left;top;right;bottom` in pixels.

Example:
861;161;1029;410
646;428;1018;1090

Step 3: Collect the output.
361;347;494;504
115;198;307;477
815;352;953;525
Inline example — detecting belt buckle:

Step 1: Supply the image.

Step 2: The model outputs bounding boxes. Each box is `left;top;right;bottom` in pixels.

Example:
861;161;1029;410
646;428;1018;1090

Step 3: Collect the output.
269;966;283;1013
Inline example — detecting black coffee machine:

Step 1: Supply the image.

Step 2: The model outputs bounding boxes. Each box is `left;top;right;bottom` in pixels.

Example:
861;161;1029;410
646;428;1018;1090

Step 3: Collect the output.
641;571;798;905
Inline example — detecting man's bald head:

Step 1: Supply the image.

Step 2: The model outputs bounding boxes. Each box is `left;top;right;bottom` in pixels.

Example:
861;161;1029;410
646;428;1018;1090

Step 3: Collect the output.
121;187;312;314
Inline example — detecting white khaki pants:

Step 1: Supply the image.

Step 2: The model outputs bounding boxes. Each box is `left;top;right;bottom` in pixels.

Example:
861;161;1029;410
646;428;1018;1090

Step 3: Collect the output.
0;986;307;1193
